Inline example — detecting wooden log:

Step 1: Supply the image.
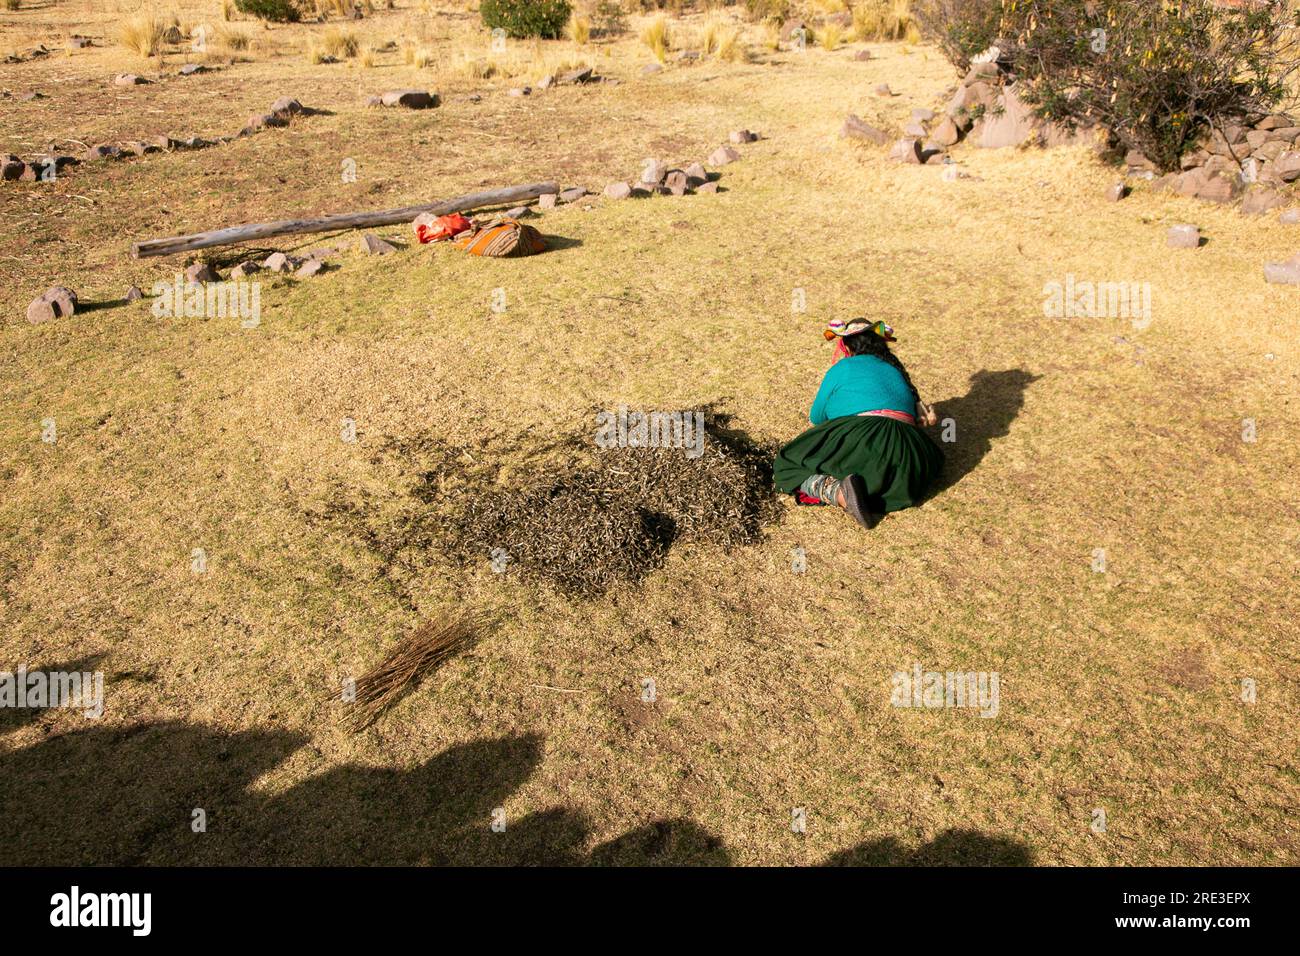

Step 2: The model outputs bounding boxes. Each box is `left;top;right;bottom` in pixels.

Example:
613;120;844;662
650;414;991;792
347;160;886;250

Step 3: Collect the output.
130;181;559;259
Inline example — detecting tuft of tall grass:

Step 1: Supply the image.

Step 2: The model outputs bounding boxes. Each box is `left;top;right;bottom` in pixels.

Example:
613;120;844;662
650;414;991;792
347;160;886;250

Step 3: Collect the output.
217;23;253;51
852;0;917;42
119;13;166;58
567;13;591;45
322;25;360;57
820;21;843;50
640;13;670;63
716;25;745;62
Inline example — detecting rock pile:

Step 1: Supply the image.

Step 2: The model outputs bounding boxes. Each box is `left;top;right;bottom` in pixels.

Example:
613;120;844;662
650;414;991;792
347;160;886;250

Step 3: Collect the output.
4;97;320;184
1142;113;1299;213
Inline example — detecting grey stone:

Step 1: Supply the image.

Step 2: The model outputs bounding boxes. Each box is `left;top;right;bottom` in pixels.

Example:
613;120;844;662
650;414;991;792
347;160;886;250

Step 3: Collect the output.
1263;255;1300;285
603;181;632;199
683;162;708;185
1241;187;1286;215
558;186;587;203
1274;151;1300;182
1252;140;1289;163
380;90;439;109
295;259;325;278
83;143;121;162
841;114;889;145
538;193;558;210
696;181;719;194
930;116;961;147
853;50;871;61
729;129;758;144
185;262;220;284
1280;208;1300;224
1167;224;1200;249
888;138;923;164
978;85;1038;149
1196;173;1242;204
263;252;299;273
874;83;893;97
1255;113;1294;131
26;286;77;324
903;121;927;138
504;205;531;218
358;233;397;255
558;67;593;84
641;63;663;75
1104;182;1126;202
911;108;935;123
508;87;530;97
664;170;688;196
178;63;207;76
640;159;667;185
114;73;149;86
125;285;143;301
231;260;262;279
707;145;741;166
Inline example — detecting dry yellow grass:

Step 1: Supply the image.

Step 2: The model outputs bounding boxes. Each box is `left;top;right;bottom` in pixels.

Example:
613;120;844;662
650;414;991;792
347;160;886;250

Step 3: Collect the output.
118;12;167;58
0;0;1297;867
567;13;591;46
322;25;360;58
820;21;844;50
216;23;252;52
640;13;670;64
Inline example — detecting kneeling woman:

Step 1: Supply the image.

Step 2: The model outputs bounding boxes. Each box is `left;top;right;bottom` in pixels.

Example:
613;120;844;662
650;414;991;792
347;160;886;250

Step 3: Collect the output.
774;318;944;528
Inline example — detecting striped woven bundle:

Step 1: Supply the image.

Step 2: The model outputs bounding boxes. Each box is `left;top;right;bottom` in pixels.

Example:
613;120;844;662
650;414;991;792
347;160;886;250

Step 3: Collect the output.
453;217;547;258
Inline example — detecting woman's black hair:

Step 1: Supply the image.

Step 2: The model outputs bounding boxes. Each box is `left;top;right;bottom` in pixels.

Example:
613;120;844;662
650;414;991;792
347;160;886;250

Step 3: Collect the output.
842;330;919;403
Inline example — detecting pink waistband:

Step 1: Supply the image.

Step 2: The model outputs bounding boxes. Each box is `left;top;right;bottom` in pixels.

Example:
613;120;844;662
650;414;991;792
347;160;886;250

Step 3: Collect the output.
858;409;916;425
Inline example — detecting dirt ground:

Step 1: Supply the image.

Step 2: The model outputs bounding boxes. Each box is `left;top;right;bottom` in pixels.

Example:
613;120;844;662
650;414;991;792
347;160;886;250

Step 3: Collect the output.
2;1;1298;866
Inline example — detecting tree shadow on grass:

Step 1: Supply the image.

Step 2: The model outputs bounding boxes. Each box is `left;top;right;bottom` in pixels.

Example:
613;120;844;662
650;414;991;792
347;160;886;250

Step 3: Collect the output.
930;369;1041;494
0;719;730;866
822;828;1034;866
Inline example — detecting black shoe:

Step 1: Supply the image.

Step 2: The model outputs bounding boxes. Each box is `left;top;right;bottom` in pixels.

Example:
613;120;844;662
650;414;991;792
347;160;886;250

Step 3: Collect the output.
839;474;875;530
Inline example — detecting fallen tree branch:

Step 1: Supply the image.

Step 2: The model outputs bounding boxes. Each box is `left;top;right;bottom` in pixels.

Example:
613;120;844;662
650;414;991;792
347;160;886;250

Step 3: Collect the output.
130;181;559;259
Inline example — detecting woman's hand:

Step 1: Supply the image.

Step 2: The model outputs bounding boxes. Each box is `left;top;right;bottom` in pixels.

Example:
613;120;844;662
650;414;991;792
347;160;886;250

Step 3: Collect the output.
917;401;938;427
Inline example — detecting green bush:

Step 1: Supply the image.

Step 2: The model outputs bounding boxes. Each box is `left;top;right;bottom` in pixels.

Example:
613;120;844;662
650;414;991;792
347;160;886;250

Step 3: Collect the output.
235;0;302;22
1008;0;1300;172
911;0;1004;71
480;0;572;39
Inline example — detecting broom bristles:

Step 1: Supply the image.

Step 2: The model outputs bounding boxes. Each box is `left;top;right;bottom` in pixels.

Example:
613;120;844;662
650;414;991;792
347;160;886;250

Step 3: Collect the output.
336;612;485;731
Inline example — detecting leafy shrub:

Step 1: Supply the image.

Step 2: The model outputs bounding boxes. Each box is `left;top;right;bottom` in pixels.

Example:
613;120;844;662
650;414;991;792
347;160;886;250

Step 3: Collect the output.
235;0;302;22
911;0;1002;69
592;0;627;37
1008;0;1300;172
480;0;573;39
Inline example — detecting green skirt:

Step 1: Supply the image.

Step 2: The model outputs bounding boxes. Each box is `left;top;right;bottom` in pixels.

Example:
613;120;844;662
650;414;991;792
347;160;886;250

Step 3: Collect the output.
773;414;945;513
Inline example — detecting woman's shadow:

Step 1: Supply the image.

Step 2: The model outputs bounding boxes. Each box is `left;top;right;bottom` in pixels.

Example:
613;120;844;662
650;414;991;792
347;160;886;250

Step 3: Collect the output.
930;369;1039;493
